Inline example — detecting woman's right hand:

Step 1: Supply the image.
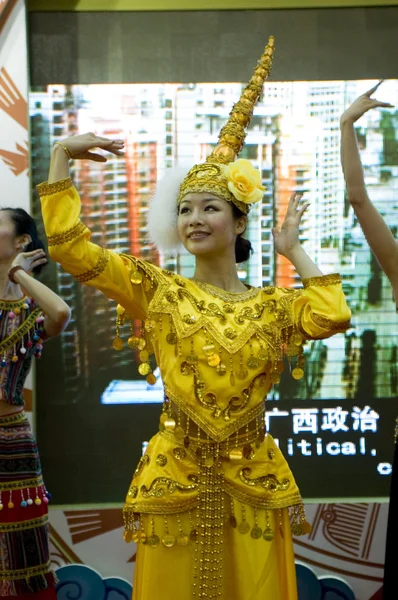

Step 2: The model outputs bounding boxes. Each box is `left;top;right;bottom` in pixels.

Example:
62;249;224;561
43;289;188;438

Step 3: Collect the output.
340;81;393;125
55;133;125;162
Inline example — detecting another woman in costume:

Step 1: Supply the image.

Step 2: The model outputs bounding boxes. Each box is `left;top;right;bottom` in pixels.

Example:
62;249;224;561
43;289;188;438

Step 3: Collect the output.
340;81;396;600
0;207;70;597
38;37;351;600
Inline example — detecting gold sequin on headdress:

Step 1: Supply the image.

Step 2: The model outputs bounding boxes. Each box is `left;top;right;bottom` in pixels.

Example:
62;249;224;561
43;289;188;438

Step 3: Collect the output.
177;36;275;214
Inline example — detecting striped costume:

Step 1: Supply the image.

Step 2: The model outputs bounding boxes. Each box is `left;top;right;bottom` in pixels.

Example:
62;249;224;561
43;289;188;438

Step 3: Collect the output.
0;297;56;598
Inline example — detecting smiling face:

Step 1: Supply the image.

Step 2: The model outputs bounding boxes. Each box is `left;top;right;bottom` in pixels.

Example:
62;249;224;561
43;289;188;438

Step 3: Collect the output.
177;192;247;259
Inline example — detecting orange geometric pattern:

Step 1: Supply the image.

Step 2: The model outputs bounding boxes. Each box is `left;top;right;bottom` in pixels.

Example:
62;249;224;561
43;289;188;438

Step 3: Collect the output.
0;141;28;175
0;0;17;34
0;67;28;129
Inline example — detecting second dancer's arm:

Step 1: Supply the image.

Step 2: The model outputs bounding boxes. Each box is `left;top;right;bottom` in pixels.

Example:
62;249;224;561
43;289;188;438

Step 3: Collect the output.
340;82;398;292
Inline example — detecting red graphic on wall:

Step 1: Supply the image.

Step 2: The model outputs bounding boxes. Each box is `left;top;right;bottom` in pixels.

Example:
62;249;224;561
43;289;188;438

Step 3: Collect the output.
0;141;28;175
0;67;29;175
0;67;27;129
64;508;124;545
49;509;136;568
0;0;17;35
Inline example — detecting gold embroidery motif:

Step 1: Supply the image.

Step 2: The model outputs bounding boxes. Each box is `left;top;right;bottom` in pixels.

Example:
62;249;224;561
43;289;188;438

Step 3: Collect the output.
149;277;300;355
239;468;290;492
74;247;110;283
190;279;260;303
223;303;235;313
312;313;351;333
0;411;27;426
124;498;197;515
165;385;266;443
174;277;186;287
235;303;266;324
177;289;227;324
165;291;178;304
36;178;73;197
0;561;52;580
224;328;238;340
0;308;41;353
302;273;342;288
0;515;48;534
47;220;87;247
263;286;276;295
134;454;150;478
192;371;266;421
128;486;138;498
183;314;196;324
156;454;167;466
0;476;44;492
119;254;163;290
173;448;186;460
226;480;304;510
0;297;30;311
297;305;350;340
140;475;199;498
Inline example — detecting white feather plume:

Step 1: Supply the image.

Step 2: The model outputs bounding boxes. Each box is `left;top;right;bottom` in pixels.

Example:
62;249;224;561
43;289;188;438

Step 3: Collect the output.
147;167;188;253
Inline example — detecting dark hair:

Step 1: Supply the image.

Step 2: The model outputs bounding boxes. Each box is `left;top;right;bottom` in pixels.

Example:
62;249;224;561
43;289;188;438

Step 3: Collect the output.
1;208;46;275
231;203;253;263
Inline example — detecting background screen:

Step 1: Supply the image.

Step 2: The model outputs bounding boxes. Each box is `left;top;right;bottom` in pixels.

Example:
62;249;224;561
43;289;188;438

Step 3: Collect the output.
30;79;398;503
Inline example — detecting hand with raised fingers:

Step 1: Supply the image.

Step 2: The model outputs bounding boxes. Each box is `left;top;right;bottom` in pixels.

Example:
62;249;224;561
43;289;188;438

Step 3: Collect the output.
341;80;393;125
272;192;309;258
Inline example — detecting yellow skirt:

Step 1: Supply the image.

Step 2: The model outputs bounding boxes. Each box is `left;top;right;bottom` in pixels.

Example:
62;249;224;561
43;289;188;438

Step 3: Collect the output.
132;501;298;600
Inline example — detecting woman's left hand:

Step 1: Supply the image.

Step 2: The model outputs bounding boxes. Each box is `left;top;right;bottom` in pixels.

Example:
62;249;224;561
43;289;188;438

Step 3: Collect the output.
10;249;47;275
272;192;309;258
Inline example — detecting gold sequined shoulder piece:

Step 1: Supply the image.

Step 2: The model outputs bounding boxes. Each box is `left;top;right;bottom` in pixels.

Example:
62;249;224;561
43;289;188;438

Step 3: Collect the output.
36;178;73;197
119;253;164;286
190;279;260;303
302;273;342;288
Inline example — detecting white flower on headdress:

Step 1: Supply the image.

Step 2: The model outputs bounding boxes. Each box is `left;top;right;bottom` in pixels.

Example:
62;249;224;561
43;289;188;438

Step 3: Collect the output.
221;159;265;205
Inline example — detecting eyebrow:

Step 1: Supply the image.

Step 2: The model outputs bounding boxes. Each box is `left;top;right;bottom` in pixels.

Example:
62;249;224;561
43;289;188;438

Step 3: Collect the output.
180;197;222;205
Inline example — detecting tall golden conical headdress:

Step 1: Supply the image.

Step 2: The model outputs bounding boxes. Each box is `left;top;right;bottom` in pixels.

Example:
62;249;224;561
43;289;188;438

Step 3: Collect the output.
177;36;275;214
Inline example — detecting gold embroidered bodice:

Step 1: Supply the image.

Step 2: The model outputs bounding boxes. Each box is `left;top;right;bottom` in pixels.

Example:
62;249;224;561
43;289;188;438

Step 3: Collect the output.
38;178;351;516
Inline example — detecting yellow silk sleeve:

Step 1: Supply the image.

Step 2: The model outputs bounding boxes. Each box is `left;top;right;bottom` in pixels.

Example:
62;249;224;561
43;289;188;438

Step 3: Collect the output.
293;273;351;340
37;178;159;321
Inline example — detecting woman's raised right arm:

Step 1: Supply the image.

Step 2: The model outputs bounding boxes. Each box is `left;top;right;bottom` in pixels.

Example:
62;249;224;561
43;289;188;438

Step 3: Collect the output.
38;134;160;320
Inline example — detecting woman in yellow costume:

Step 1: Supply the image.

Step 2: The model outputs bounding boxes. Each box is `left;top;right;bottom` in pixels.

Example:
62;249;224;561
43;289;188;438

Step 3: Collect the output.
38;37;351;600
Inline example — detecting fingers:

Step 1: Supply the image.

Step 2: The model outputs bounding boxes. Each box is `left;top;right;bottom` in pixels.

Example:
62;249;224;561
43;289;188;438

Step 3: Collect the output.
84;151;108;163
96;137;125;151
297;202;310;220
32;258;48;268
371;99;394;108
288;191;303;211
364;81;393;108
97;135;123;144
22;249;46;258
366;80;384;97
109;148;125;157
